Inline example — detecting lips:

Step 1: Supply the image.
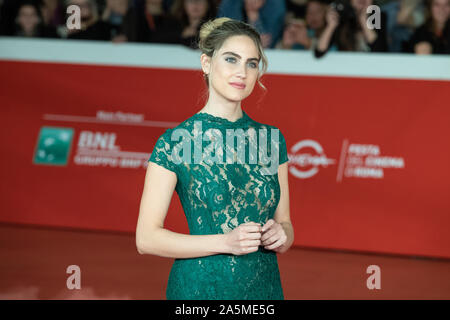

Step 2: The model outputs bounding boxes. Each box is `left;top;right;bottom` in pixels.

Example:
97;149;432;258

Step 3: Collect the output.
230;82;246;89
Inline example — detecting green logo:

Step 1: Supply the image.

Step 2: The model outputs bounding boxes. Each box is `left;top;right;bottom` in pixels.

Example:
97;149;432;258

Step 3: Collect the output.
33;127;74;166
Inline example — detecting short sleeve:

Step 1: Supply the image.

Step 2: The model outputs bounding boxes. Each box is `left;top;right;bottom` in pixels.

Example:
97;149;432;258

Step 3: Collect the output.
148;129;177;174
278;128;289;165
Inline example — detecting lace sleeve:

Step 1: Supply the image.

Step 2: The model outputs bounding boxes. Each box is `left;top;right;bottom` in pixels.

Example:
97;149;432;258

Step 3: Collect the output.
148;129;177;174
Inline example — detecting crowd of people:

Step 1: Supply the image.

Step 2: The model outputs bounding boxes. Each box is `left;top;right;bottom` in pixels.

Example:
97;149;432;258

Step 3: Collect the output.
0;0;448;56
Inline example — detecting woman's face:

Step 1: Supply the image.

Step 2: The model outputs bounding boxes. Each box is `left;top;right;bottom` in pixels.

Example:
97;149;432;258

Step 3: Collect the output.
69;0;92;21
350;0;373;12
202;35;260;103
306;1;326;30
184;0;209;20
244;0;265;12
17;5;40;33
107;0;129;15
431;0;450;25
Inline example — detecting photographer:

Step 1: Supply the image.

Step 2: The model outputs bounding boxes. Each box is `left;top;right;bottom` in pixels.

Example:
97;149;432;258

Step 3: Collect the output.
65;0;112;40
276;0;328;50
315;0;388;57
9;0;59;38
407;0;449;54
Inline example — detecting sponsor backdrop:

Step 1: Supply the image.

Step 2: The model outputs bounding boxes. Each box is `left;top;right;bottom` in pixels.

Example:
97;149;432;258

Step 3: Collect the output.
1;39;449;259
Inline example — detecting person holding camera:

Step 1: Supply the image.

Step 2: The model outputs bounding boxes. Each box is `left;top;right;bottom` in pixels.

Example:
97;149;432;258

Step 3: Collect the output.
315;0;388;57
276;0;328;50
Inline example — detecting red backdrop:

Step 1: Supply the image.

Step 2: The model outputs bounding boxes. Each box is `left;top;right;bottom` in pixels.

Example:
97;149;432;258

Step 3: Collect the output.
1;59;449;259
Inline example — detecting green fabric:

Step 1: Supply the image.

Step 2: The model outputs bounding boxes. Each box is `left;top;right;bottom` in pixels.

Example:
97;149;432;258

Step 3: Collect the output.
149;110;288;300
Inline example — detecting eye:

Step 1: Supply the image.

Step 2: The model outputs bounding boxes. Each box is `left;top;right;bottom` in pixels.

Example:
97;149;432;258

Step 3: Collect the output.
248;62;258;69
225;56;236;63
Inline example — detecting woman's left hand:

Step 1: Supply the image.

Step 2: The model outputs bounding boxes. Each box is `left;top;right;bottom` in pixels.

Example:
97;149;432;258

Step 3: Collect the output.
261;219;287;252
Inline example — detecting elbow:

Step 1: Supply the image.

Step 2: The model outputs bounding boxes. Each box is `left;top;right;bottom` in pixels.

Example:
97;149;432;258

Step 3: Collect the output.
136;234;153;255
136;227;160;255
136;237;146;255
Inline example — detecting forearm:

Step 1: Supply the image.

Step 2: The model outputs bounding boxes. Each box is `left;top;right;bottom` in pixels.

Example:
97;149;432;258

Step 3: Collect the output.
137;227;230;259
276;222;294;254
316;25;335;52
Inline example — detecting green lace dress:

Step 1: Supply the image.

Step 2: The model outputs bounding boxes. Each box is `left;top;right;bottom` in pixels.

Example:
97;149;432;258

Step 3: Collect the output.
148;110;289;300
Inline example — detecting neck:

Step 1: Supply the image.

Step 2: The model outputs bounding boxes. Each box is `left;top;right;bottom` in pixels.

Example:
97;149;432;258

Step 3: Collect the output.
434;21;445;33
189;17;202;26
199;99;243;122
23;28;35;37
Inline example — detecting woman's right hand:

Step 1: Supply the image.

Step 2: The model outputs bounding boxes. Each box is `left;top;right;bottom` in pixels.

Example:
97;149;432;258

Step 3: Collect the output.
225;222;262;255
325;7;340;30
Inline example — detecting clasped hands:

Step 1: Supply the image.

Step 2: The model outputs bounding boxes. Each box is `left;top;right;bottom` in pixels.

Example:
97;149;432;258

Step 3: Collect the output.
225;219;288;255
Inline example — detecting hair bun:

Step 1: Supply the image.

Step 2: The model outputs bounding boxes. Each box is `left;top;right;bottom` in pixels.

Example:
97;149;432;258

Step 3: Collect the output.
199;17;232;44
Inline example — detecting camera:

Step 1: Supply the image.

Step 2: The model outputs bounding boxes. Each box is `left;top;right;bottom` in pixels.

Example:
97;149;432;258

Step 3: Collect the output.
330;0;357;27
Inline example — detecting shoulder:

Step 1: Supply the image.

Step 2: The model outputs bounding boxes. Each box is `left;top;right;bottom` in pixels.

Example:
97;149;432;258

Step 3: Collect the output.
157;115;197;142
246;119;287;151
248;118;285;136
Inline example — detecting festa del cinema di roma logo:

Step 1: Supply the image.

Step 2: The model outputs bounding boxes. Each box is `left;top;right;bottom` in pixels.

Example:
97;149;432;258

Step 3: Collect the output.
287;139;405;180
287;139;336;179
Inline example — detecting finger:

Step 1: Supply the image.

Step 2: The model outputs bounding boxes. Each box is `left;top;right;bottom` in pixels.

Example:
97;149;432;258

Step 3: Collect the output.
261;219;275;232
240;222;260;229
262;232;280;246
261;228;277;242
241;225;262;233
265;236;286;250
242;240;261;248
245;232;262;240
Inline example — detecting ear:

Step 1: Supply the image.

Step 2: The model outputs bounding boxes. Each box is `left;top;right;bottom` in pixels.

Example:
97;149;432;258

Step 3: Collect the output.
200;53;211;75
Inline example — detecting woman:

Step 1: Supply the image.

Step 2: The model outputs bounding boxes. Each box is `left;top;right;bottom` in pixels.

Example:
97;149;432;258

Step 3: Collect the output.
276;0;327;50
170;0;217;49
315;0;388;57
65;0;112;41
138;0;183;44
408;0;450;54
101;0;140;43
136;17;294;300
13;0;59;38
381;0;425;52
217;0;286;48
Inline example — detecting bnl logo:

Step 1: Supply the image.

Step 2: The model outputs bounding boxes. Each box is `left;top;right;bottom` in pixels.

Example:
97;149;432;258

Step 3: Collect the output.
33;127;74;166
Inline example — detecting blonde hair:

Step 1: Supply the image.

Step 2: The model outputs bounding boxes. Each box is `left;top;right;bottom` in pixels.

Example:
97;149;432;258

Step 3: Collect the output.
198;17;268;91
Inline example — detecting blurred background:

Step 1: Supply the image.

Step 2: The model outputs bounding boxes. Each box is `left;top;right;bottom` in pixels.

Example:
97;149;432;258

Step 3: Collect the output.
0;0;449;300
0;0;449;54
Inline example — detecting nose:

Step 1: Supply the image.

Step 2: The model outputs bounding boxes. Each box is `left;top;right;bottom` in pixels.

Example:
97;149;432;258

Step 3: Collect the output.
236;61;247;79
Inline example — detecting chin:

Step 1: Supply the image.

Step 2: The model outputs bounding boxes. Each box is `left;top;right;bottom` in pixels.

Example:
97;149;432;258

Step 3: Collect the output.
221;91;248;102
231;94;250;102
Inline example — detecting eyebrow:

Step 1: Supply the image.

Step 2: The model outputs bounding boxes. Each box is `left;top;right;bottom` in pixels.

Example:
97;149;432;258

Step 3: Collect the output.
222;51;260;62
